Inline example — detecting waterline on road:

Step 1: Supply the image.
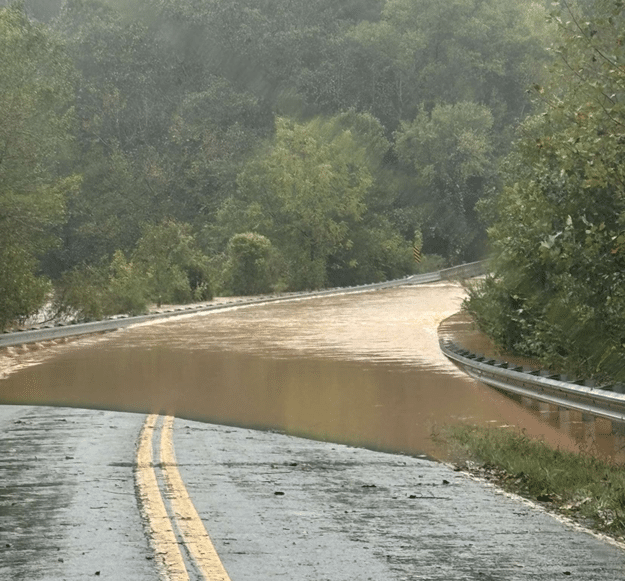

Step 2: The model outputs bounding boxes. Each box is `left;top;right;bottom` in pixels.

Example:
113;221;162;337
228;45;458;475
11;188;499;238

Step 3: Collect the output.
0;284;589;461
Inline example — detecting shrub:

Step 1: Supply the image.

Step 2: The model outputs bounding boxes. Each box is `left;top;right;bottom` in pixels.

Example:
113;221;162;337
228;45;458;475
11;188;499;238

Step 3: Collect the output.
0;246;51;330
225;232;273;295
103;250;148;315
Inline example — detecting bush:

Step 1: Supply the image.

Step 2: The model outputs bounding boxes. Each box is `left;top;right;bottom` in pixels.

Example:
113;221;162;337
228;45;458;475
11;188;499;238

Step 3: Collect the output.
54;255;148;320
326;221;415;287
103;250;149;315
54;266;108;321
414;253;447;274
225;232;273;295
54;222;214;320
466;1;625;382
0;245;52;330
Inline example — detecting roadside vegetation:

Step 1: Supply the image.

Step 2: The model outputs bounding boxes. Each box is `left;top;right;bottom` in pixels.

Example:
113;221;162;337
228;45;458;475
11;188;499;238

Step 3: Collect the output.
464;0;625;384
439;424;625;537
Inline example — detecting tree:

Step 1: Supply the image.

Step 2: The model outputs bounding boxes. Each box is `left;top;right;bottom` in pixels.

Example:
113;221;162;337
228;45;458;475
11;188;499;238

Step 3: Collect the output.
235;116;372;289
394;101;495;261
326;215;414;285
165;79;274;225
132;220;212;305
304;0;553;131
48;0;181;271
53;146;155;273
0;4;78;328
466;0;625;381
225;232;274;295
5;0;65;21
56;0;180;154
52;0;276;272
104;249;149;315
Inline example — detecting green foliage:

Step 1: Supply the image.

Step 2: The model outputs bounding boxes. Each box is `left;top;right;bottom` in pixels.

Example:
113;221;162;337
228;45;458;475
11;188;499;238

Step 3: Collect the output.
466;0;625;381
0;246;52;329
200;108;435;291
445;424;625;533
56;147;152;271
166;79;274;225
104;250;149;315
54;251;149;321
0;4;78;328
326;216;414;285
320;0;552;129
50;0;275;271
2;0;64;21
395;101;496;261
1;0;567;321
225;232;274;295
131;220;212;305
235;116;373;289
414;253;447;274
55;258;149;321
54;265;108;321
54;221;212;319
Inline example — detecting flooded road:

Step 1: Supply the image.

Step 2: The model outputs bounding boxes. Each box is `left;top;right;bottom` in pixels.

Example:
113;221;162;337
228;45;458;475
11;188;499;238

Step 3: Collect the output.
0;282;592;461
4;281;625;581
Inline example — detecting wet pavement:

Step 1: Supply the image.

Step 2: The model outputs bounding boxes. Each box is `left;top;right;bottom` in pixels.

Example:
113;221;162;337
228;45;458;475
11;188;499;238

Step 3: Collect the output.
0;405;158;581
2;403;625;581
173;418;625;581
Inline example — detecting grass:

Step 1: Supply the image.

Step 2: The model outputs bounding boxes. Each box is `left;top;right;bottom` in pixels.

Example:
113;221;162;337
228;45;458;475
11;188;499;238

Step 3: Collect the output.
437;424;625;536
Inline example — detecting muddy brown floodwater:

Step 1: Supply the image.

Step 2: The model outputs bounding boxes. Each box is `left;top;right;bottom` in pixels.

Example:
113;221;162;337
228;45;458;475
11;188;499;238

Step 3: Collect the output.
0;283;618;461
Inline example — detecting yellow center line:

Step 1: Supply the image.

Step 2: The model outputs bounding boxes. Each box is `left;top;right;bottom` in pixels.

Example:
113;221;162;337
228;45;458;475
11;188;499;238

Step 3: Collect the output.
135;414;189;581
160;415;230;581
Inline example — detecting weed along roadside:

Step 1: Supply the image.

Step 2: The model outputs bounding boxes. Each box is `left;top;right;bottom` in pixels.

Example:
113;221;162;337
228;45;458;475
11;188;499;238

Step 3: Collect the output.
438;311;625;544
437;425;625;542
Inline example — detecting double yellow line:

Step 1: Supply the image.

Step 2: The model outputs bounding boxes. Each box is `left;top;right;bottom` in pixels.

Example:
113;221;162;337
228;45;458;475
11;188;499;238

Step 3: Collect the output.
136;414;230;581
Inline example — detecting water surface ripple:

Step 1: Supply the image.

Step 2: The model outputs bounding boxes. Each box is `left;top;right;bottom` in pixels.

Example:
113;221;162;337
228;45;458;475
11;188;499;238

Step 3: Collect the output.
0;283;616;460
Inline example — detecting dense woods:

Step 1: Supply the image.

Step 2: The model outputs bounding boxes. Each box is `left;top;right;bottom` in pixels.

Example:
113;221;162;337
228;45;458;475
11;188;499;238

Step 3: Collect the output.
5;0;622;388
1;0;553;327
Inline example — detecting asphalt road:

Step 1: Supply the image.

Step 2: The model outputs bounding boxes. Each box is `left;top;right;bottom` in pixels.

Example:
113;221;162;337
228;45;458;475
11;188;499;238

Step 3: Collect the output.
0;405;157;581
2;404;625;581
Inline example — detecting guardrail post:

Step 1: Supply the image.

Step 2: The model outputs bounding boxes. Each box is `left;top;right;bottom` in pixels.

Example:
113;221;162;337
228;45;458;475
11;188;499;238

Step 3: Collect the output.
558;407;574;436
596;417;614;436
537;401;557;419
612;421;625;436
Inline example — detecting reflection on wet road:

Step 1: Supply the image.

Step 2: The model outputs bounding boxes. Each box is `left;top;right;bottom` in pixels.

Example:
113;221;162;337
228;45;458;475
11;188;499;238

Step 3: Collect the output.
0;282;606;461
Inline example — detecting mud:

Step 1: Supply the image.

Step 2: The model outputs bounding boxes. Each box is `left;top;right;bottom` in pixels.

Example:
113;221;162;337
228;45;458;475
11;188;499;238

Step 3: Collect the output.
0;284;590;461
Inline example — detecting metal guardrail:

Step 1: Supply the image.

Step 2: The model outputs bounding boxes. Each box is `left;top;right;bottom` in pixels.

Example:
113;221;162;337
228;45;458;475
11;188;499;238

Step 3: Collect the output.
440;340;625;424
439;260;488;280
402;260;488;285
0;262;486;349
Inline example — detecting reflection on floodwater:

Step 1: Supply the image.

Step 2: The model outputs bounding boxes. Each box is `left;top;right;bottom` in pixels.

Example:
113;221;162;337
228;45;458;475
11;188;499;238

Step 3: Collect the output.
1;283;623;462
